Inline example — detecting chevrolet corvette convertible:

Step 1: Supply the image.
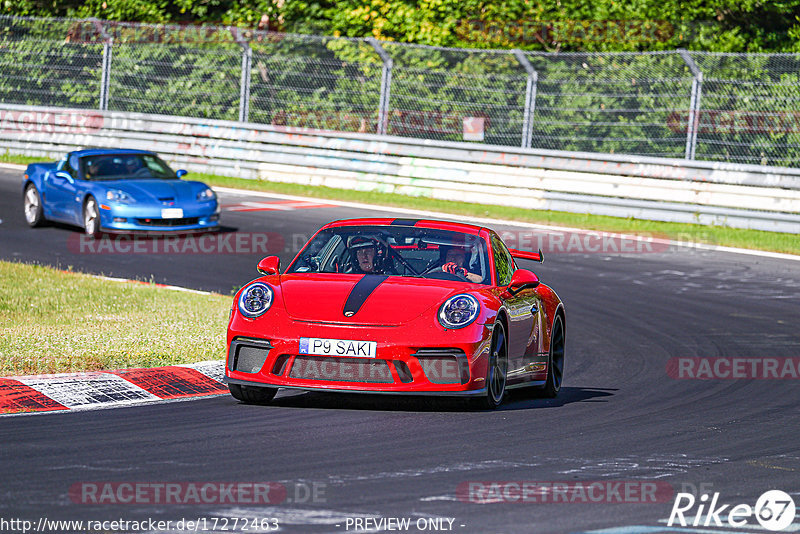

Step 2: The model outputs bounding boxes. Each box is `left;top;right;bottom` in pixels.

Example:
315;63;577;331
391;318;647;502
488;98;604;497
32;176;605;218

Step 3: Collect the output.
22;149;219;236
226;219;565;409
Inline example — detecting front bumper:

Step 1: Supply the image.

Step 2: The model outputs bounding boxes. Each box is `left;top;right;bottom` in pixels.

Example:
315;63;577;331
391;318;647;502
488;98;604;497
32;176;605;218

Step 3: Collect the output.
98;201;220;234
225;317;494;394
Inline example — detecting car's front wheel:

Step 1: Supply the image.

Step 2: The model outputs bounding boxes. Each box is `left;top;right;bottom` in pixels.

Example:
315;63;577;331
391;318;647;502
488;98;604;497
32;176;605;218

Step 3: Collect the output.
229;383;278;405
23;184;45;227
83;196;102;238
473;321;508;410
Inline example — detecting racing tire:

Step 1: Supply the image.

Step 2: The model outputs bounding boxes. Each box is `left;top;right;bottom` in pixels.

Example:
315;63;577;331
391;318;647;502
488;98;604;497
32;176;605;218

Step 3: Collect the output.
472;321;508;410
23;184;46;227
229;383;278;405
83;196;102;239
537;315;565;398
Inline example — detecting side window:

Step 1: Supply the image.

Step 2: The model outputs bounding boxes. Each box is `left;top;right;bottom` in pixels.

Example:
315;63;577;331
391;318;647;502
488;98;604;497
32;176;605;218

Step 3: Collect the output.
57;156;77;179
491;234;516;286
63;159;77;179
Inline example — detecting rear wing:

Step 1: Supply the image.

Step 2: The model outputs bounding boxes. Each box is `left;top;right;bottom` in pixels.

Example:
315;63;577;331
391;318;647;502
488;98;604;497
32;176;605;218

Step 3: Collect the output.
509;248;544;263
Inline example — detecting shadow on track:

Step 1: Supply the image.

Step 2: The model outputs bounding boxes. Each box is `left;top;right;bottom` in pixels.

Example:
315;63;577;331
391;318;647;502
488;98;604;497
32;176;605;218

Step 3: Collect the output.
238;386;616;413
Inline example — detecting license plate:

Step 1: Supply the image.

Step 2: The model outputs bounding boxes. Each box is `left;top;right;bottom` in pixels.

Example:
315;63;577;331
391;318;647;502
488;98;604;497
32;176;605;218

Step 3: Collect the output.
161;208;184;219
299;338;377;358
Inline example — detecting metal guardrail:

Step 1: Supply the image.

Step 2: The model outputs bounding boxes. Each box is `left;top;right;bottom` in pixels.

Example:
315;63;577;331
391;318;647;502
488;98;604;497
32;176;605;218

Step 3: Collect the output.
1;103;798;233
2;16;800;167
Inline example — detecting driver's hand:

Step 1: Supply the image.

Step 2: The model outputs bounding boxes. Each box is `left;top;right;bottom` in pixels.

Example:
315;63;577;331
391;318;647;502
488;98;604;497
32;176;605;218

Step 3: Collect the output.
442;262;468;278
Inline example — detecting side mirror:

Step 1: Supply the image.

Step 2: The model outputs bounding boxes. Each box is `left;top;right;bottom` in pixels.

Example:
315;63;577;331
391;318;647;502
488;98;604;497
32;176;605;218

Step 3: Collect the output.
53;171;74;183
505;269;539;296
257;256;281;276
176;169;188;178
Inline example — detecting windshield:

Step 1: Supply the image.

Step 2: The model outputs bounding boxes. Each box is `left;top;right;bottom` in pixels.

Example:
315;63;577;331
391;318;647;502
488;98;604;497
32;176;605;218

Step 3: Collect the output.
287;225;491;284
80;154;177;181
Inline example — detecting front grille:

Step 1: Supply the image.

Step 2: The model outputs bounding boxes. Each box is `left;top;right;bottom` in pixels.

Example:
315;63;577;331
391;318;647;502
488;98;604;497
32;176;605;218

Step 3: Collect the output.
288;355;394;383
136;217;199;227
413;348;470;385
228;338;271;373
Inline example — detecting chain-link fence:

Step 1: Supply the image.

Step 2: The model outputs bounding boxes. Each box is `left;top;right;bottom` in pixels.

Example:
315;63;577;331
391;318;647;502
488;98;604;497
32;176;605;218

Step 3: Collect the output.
2;15;799;167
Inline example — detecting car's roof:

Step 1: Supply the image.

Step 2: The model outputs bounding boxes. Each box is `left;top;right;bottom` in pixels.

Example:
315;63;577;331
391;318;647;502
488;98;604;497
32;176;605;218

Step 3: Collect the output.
69;148;154;158
322;218;486;235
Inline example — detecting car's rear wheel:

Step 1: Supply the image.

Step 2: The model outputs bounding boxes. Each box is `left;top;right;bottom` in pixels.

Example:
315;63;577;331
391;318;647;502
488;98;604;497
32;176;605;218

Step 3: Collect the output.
83;196;101;238
539;315;565;398
473;321;508;410
229;383;278;405
23;184;45;227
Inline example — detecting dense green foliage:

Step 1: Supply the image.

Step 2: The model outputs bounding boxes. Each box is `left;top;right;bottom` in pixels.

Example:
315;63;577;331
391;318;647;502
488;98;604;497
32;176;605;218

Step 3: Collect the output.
1;3;798;166
2;0;799;52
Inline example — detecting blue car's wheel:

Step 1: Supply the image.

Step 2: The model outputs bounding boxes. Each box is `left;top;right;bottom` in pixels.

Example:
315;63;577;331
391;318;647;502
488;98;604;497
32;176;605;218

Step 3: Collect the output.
83;196;102;238
23;184;45;227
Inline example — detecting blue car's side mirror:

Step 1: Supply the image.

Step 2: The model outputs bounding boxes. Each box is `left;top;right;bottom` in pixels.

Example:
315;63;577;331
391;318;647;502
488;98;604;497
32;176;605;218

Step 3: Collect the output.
176;169;188;178
53;171;74;184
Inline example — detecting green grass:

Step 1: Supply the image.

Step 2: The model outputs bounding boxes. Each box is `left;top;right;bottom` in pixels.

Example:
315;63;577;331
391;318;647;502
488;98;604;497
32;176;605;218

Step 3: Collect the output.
195;173;800;256
0;152;42;166
2;153;797;255
0;261;231;375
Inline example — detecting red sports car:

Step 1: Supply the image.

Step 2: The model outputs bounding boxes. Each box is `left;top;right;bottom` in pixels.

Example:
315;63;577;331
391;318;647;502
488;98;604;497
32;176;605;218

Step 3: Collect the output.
225;218;565;409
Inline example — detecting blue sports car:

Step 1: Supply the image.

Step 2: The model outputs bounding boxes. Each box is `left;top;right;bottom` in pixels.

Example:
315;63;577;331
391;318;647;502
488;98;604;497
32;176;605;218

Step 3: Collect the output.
22;149;220;237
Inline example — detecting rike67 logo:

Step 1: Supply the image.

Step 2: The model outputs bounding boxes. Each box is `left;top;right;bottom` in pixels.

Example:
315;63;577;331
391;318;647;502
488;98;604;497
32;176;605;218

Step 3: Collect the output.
668;490;796;531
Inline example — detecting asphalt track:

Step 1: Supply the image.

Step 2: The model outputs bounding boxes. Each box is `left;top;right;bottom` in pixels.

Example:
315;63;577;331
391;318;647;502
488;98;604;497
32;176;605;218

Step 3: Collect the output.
2;166;800;533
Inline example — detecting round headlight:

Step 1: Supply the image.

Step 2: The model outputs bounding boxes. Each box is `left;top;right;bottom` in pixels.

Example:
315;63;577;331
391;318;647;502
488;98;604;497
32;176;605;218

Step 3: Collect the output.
438;294;480;329
106;189;135;203
238;283;274;318
197;188;216;202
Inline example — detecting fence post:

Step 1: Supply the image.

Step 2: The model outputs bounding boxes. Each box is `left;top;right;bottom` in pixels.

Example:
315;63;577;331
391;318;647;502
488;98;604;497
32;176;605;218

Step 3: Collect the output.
90;18;112;111
367;37;392;135
679;49;703;160
513;49;538;149
232;27;252;123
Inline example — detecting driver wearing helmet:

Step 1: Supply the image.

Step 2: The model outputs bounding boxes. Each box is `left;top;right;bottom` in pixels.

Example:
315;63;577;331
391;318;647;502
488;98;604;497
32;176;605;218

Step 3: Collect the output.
347;235;390;274
440;245;483;283
124;157;144;175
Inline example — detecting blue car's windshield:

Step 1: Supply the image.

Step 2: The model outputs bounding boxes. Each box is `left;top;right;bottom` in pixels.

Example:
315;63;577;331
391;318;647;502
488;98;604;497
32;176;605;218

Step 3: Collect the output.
80;154;177;181
287;225;491;284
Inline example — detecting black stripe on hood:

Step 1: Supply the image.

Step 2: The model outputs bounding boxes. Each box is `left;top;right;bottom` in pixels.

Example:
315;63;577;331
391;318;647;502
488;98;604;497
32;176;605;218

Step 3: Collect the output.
390;218;420;226
343;275;389;317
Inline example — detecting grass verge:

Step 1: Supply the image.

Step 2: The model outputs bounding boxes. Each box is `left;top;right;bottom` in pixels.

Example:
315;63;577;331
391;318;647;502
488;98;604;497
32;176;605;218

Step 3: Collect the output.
2;153;797;255
0;261;230;375
196;173;800;256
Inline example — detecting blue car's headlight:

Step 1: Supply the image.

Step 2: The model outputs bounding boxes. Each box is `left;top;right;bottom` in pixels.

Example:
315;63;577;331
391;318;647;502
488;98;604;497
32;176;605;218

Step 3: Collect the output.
197;188;216;202
238;283;274;318
438;294;480;329
106;189;135;204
